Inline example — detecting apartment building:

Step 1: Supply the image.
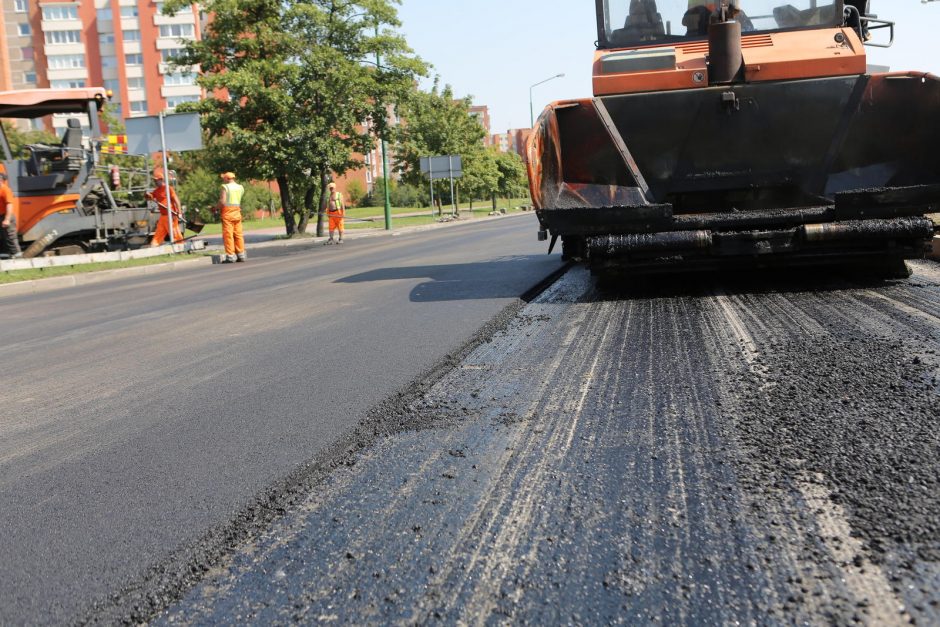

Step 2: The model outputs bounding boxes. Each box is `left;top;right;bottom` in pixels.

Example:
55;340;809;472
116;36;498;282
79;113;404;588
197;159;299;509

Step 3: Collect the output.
468;104;490;146
491;128;531;160
1;0;41;129
1;0;203;133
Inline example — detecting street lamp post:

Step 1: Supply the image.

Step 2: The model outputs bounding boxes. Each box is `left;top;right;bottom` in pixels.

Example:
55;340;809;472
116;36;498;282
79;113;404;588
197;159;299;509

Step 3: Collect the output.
376;25;392;230
530;73;565;127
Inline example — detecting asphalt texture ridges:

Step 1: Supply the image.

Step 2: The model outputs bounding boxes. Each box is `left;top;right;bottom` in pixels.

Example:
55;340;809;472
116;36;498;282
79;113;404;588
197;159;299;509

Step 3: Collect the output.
0;215;563;623
159;262;940;624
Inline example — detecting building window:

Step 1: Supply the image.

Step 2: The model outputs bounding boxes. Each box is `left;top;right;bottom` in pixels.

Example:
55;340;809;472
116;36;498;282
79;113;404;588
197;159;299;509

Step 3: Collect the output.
50;79;87;89
160;48;182;63
99;33;115;46
123;30;141;42
14;0;28;12
166;95;199;109
101;56;118;69
129;100;148;113
119;6;138;18
22;47;34;61
127;77;146;90
164;72;195;86
125;53;144;66
41;6;79;21
96;8;113;22
159;24;195;39
18;24;31;37
47;54;86;69
24;72;37;84
46;30;83;45
104;79;121;97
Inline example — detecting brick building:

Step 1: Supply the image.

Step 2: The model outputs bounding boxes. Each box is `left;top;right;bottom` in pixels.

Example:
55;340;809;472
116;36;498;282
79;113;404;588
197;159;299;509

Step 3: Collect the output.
491;127;531;160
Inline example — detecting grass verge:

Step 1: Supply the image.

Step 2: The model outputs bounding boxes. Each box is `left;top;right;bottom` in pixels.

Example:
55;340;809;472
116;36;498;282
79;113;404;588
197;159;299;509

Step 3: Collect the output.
197;198;532;234
0;253;210;285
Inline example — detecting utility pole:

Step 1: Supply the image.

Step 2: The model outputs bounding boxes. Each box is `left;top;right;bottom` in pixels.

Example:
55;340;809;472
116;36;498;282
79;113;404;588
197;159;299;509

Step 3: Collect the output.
376;26;392;230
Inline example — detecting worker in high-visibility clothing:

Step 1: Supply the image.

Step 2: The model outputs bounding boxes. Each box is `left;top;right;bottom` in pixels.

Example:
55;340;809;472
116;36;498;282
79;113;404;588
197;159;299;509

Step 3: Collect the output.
0;167;22;258
146;168;184;246
325;181;345;245
217;172;246;263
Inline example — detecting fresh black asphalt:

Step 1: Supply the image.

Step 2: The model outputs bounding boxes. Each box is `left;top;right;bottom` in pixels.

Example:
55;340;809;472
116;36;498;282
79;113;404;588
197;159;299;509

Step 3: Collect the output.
0;215;562;623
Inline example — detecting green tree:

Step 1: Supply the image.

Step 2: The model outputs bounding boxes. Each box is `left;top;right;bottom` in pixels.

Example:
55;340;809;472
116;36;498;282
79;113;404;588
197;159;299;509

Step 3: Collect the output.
177;167;220;222
494;150;530;200
345;180;366;207
460;148;500;209
242;182;278;218
394;81;487;213
1;121;59;159
165;0;426;237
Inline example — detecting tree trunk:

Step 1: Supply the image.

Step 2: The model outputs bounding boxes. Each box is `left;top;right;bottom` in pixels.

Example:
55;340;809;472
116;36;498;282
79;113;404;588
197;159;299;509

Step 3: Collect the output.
317;169;329;238
278;175;297;236
298;185;316;235
491;193;497;212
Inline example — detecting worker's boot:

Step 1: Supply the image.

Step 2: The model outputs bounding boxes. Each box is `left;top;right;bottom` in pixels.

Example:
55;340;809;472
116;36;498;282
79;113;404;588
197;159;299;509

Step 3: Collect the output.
220;254;235;264
324;238;334;245
236;252;247;263
336;238;344;244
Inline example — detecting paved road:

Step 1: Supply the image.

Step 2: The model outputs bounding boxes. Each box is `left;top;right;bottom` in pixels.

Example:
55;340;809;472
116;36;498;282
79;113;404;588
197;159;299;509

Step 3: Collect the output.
161;262;940;624
0;215;562;623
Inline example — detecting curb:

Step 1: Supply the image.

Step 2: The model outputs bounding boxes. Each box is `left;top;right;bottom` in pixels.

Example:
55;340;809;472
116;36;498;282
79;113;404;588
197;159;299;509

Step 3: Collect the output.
0;257;211;297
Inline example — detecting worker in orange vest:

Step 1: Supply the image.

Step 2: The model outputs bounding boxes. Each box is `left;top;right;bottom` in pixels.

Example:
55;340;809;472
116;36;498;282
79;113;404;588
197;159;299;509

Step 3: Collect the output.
325;181;345;245
217;172;246;263
0;168;22;258
146;168;184;246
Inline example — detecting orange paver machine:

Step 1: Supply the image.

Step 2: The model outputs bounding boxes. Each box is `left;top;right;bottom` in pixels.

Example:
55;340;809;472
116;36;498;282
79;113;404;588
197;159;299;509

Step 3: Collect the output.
527;1;940;275
0;88;159;257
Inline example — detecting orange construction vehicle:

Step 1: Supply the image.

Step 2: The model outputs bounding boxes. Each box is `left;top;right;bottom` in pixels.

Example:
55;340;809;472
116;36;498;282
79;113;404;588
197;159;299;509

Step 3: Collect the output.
0;88;162;257
527;1;940;276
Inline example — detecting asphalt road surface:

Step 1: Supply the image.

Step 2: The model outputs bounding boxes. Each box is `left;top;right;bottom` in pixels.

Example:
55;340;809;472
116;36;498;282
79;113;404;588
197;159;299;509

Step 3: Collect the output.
0;215;563;623
158;262;940;625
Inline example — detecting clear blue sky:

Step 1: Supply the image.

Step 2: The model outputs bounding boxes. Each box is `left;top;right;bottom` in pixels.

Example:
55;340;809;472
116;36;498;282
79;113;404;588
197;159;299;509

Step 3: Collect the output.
396;1;940;134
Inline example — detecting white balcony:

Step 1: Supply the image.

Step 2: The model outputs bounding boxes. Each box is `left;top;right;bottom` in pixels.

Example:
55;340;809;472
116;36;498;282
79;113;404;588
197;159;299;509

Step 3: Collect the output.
158;62;198;75
40;21;83;32
43;43;86;56
155;38;187;50
153;13;196;26
161;84;201;97
122;41;142;54
124;66;144;78
120;18;139;31
46;68;88;81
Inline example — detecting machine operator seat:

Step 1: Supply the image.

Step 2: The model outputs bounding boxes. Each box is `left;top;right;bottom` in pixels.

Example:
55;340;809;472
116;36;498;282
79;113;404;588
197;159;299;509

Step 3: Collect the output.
49;118;85;173
624;0;665;41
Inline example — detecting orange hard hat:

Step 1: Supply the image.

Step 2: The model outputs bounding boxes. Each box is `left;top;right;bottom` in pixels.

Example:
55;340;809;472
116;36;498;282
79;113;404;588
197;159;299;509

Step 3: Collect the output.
153;168;165;180
221;171;236;180
328;182;336;189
